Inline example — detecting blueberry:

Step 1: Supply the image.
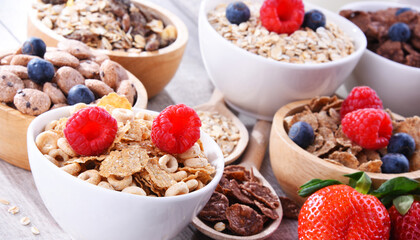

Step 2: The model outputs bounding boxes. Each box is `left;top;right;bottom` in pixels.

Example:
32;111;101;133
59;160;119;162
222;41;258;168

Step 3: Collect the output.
288;121;314;149
302;10;326;31
381;153;409;173
226;2;250;25
27;58;55;85
22;37;46;58
67;85;95;105
388;22;411;42
388;133;416;158
396;7;412;16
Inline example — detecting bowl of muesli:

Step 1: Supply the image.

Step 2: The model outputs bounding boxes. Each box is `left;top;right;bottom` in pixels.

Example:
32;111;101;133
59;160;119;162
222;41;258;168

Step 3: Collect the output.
199;0;366;121
339;1;420;117
28;0;188;98
26;103;224;240
269;91;420;205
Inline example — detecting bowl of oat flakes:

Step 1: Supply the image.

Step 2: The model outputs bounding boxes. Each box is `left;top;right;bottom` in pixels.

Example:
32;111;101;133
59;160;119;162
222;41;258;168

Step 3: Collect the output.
339;1;420;117
27;103;224;240
28;0;188;97
199;0;367;121
269;94;420;205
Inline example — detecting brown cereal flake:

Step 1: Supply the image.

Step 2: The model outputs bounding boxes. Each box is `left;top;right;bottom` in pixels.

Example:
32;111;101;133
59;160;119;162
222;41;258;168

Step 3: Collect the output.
198;192;229;222
328;151;359;169
324;158;344;166
393;116;420;148
122;119;150;142
254;200;279;220
410;151;420;171
143;158;176;189
279;196;300;220
226;204;264;236
99;145;148;177
358;160;382;173
328;108;341;124
306;133;324;153
316;111;338;131
290;110;319;131
241;182;279;209
309;96;331;112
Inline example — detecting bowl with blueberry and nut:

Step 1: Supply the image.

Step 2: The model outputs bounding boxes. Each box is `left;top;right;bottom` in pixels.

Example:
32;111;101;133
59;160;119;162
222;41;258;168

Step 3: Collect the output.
0;37;147;170
28;0;188;98
269;86;420;205
339;1;420;117
198;0;367;121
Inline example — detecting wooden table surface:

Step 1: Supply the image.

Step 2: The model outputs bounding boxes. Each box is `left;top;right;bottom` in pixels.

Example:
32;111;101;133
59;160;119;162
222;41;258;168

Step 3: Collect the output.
0;0;394;239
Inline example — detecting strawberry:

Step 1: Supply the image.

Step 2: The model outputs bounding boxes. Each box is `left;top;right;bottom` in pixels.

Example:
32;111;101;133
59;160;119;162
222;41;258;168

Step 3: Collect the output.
388;196;420;240
298;184;390;240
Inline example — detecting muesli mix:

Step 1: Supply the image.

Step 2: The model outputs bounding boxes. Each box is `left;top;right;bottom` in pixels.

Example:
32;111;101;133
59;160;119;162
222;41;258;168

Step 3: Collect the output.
33;0;177;53
208;1;355;63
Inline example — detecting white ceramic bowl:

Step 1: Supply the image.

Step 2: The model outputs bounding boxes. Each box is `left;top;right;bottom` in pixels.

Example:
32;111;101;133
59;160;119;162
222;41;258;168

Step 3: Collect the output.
199;0;367;121
340;1;420;117
27;107;224;240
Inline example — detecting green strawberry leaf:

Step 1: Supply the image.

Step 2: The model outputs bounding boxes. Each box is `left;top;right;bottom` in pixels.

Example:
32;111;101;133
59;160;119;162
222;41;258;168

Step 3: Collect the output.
344;172;372;194
372;177;420;198
381;194;397;208
298;179;342;197
393;195;414;216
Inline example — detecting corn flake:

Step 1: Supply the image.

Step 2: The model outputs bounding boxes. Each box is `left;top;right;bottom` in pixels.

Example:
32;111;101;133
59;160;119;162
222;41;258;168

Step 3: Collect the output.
97;93;132;111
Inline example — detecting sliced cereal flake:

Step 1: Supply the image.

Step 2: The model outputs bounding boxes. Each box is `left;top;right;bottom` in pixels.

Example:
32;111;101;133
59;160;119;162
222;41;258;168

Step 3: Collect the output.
97;92;132;110
8;206;19;214
313;127;337;157
99;145;149;177
393;116;420;148
241;182;279;209
328;151;359;169
328;108;341;124
306;133;324;153
358;160;382;173
309;96;331;112
320;96;342;112
347;145;363;156
20;216;31;225
144;158;177;189
316;111;338;131
254;200;279;220
0;198;10;205
122;119;150;142
290;110;319;131
65;155;106;164
410;150;420;171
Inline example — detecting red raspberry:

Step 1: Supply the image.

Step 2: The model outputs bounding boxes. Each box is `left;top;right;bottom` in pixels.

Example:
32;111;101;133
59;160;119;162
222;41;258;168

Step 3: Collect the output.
340;86;383;119
64;106;117;156
151;104;201;154
260;0;305;35
342;108;392;150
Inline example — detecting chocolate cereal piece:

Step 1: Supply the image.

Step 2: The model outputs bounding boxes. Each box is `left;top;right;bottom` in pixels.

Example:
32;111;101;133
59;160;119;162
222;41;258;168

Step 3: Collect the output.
44;51;80;68
0;65;28;79
13;89;51;116
230;179;254;205
279;196;300;220
55;66;85;94
85;79;114;97
76;60;100;79
23;79;42;91
198;192;229;222
57;39;92;59
224;165;250;182
100;60;129;89
10;54;39;66
226;204;264;236
116;80;136;105
0;71;24;102
43;82;66;104
254;200;279;220
1;54;14;65
241;182;279;209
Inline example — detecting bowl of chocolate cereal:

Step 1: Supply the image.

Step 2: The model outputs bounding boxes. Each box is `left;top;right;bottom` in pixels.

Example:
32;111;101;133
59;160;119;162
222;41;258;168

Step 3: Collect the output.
269;90;420;205
199;0;366;121
339;1;420;117
0;37;148;170
28;0;188;97
27;104;224;240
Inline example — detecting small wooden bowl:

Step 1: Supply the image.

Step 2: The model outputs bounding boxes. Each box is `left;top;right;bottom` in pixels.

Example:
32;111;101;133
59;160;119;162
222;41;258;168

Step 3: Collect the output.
0;51;148;171
27;0;188;98
269;100;420;205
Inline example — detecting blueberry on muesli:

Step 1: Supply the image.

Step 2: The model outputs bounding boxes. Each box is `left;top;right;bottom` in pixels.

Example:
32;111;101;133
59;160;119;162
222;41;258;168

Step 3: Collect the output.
388;133;416;158
225;2;250;25
381;153;409;173
302;10;326;31
22;37;46;58
27;58;55;85
67;84;95;105
288;121;314;149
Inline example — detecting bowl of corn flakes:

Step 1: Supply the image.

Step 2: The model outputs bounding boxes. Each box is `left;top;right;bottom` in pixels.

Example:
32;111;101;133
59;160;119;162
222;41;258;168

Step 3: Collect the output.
27;102;224;240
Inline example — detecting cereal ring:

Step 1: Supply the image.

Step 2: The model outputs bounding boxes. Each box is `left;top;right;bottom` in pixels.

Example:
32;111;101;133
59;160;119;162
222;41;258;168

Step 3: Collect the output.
14;89;51;116
0;65;28;79
57;137;77;157
186;179;199;191
0;71;24;102
165;182;189;197
55;66;85;94
35;130;59;154
158;154;178;173
23;79;42;91
78;170;101;185
183;158;208;168
50;103;68;110
44;154;61;167
107;175;133;191
76;60;100;79
135;112;154;121
61;163;81;176
1;54;14;65
45;120;58;131
85;79;114;97
44;51;80;68
57;39;92;59
170;170;188;182
196;180;204;190
48;149;69;162
178;143;201;159
10;54;39;66
116;80;136;105
69;102;88;115
122;186;147;196
111;108;134;124
43;82;66;104
99;60;128;89
98;181;114;190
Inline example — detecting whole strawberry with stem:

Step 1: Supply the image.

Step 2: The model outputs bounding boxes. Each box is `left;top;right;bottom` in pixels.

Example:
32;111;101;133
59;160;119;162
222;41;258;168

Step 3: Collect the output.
388;196;420;240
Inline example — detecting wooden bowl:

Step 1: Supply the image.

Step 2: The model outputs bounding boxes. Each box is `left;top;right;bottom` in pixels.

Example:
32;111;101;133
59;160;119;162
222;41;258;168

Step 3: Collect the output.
269;100;420;205
0;51;148;171
27;0;188;98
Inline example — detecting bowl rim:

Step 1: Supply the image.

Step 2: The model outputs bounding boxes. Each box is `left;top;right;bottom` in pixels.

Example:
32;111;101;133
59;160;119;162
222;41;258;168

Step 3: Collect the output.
199;0;367;69
27;106;225;202
28;0;189;58
339;0;420;72
272;99;420;180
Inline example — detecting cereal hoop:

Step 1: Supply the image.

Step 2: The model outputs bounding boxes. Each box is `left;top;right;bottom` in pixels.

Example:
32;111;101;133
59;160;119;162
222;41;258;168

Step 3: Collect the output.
269;99;420;206
27;0;188;98
0;50;147;171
